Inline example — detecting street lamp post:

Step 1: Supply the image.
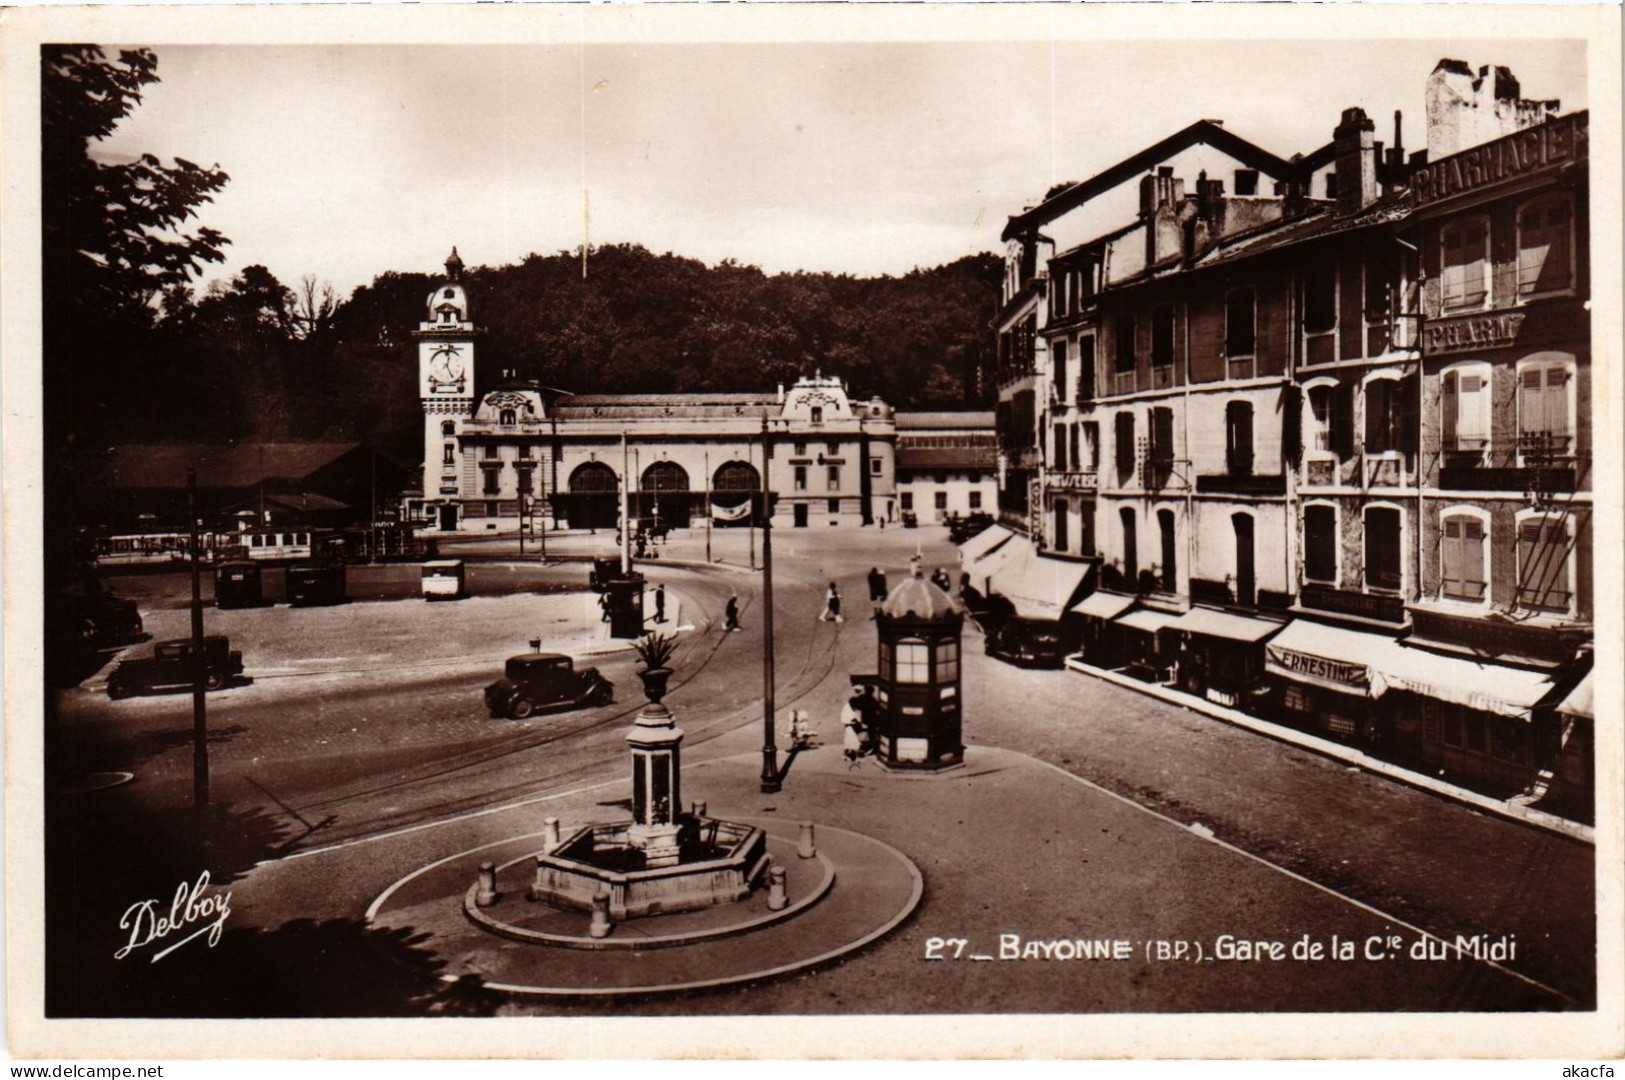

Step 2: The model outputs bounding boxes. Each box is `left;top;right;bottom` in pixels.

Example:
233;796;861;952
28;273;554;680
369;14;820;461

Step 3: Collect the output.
187;465;209;809
760;417;780;793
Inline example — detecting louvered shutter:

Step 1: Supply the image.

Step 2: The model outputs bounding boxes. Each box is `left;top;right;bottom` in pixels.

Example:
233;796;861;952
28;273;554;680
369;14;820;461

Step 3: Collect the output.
1441;371;1459;450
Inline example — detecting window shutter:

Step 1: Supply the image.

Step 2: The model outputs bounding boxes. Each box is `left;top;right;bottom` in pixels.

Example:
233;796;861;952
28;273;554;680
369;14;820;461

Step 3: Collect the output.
1281;383;1302;467
1441;371;1458;449
1441;517;1463;597
1364;381;1384;449
1305;505;1335;582
1333;382;1355;458
1399;377;1419;456
1518;517;1570;611
1115;412;1135;481
1462;518;1485;598
1457;372;1486;448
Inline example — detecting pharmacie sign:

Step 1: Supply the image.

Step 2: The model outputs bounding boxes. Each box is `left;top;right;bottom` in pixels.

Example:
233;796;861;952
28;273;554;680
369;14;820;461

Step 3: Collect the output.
1411;112;1587;208
1425;311;1527;357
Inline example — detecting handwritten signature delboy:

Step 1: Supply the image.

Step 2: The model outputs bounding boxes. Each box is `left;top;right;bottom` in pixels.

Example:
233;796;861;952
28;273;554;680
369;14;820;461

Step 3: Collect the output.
114;871;232;963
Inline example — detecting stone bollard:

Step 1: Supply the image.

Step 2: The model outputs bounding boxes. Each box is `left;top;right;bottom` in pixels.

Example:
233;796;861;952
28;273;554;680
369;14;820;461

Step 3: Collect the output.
797;820;817;859
589;889;613;939
475;861;498;907
544;816;561;851
767;863;788;911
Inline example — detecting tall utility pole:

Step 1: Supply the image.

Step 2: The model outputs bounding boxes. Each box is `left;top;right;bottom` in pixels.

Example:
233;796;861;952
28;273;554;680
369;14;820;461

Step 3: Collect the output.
187;466;209;809
760;417;780;793
703;448;712;564
620;430;632;575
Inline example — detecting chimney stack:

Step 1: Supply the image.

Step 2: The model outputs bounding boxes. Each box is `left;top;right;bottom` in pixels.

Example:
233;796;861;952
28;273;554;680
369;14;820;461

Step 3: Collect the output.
1333;106;1379;214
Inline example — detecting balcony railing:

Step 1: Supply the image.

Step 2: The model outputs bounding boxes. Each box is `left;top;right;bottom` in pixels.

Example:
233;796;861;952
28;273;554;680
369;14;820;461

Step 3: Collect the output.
1195;472;1287;495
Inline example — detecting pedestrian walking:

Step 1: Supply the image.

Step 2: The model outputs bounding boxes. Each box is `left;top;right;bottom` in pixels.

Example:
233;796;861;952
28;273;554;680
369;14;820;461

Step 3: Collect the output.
784;708;817;749
819;582;844;623
930;567;951;593
599;591;612;623
841;689;871;764
653;583;666;623
852;682;880;737
867;566;887;602
724;593;741;632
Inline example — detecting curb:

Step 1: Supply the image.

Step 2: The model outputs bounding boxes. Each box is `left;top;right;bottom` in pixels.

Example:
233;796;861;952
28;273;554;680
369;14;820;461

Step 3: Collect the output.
1063;657;1594;845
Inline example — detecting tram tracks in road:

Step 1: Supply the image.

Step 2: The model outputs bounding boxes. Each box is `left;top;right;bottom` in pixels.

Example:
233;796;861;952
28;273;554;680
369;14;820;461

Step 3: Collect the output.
258;570;853;852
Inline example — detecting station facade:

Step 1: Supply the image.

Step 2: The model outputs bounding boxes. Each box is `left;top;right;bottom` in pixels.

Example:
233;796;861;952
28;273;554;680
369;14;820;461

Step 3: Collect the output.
408;253;916;533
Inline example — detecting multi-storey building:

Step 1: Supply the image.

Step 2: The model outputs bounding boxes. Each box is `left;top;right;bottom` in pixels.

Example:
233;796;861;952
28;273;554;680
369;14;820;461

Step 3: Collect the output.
994;59;1593;810
409;253;897;533
893;411;997;524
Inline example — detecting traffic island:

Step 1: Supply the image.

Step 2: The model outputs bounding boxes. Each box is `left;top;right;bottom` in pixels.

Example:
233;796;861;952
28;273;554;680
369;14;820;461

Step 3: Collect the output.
364;635;923;997
366;819;919;996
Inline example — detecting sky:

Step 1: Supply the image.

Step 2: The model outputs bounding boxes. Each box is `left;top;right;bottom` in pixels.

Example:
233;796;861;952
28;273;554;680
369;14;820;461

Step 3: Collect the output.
93;30;1590;302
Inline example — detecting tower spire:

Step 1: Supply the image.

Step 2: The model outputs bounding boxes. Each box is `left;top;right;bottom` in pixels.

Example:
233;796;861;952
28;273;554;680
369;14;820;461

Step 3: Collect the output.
445;246;464;281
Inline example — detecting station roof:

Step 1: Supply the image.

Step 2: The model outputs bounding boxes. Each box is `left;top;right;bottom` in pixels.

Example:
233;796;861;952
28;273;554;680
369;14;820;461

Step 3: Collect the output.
894;411;996;431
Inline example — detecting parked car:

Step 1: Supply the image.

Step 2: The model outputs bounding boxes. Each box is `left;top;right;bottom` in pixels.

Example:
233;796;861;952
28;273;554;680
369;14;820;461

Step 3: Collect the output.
986;618;1068;669
421;559;467;600
287;561;347;606
485;653;613;719
948;512;995;545
589;556;631;592
56;580;144;651
215;561;266;609
107;636;244;699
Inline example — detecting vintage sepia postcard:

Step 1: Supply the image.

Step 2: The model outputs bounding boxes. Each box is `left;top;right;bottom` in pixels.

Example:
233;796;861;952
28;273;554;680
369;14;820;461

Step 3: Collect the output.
2;1;1621;1064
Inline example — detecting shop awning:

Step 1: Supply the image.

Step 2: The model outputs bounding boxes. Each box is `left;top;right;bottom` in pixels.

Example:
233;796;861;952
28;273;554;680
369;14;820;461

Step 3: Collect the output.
1266;619;1557;719
1071;591;1137;621
1265;619;1404;697
1556;672;1594;721
957;525;1014;566
1381;643;1555;720
1117;608;1180;635
965;533;1028;594
1174;607;1285;644
989;547;1092;620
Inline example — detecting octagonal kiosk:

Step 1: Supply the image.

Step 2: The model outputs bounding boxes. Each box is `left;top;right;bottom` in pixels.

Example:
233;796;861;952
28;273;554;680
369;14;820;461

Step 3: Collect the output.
873;560;964;770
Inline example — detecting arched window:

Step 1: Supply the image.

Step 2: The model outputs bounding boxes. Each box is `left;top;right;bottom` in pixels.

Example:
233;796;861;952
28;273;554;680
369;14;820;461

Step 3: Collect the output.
1439;507;1489;603
1441;216;1490;312
1440;362;1491;455
499;408;517;426
1157;508;1177;592
1303;502;1338;584
1363;504;1404;592
441;420;455;436
1515;511;1574;614
442;443;455;466
1517;195;1574;299
1516;352;1576;461
642;461;690;493
569;462;618;493
712;461;760;492
1120;507;1138;582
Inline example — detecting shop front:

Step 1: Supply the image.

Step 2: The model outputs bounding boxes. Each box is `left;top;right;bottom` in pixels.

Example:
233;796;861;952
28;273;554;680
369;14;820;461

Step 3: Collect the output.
1380;643;1557;796
1112;607;1181;683
1170;607;1285;712
1069;591;1137;668
1263;619;1404;750
984;546;1094;668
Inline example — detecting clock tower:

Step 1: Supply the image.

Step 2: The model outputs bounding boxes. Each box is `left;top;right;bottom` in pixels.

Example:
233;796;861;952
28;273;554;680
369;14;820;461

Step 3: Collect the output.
417;248;478;527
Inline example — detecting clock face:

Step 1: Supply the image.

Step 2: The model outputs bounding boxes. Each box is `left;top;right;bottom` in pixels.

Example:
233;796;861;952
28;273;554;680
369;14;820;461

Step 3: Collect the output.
428;345;465;389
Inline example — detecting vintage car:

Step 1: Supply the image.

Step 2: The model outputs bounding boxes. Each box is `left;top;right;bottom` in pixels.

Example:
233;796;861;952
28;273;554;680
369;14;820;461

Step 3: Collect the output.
947;512;995;545
107;635;245;699
986;618;1069;669
421;559;467;600
588;556;632;592
286;561;347;606
56;580;144;651
484;652;613;719
214;560;266;609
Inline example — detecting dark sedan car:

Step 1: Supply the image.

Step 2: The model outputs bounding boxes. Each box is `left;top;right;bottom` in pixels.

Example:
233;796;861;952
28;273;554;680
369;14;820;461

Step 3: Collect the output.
107;636;244;699
484;653;613;719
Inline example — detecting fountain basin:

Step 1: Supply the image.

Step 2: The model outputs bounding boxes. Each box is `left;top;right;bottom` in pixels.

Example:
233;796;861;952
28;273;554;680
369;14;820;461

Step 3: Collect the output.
529;815;769;919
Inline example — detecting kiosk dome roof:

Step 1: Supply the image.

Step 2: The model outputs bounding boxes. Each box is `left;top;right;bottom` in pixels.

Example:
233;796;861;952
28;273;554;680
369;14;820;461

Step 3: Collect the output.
881;568;961;622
